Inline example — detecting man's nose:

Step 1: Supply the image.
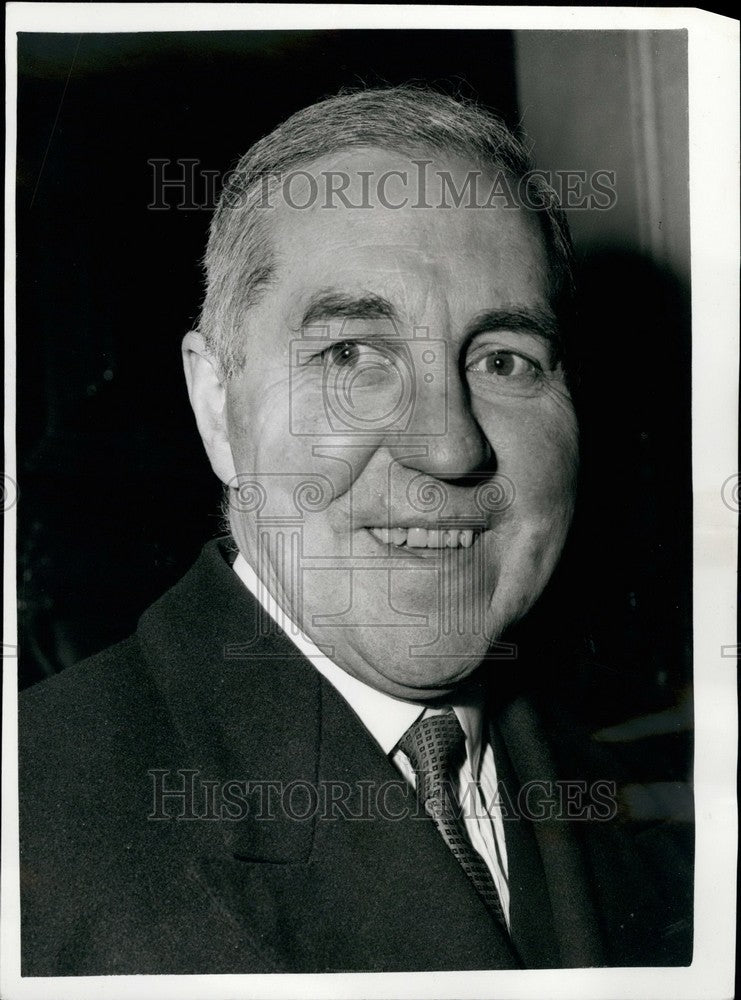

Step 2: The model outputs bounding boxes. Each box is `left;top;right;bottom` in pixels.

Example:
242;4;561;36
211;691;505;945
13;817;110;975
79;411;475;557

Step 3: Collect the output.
390;353;492;479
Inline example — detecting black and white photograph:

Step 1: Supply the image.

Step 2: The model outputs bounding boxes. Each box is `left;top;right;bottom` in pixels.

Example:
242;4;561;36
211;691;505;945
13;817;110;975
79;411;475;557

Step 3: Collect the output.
2;5;737;999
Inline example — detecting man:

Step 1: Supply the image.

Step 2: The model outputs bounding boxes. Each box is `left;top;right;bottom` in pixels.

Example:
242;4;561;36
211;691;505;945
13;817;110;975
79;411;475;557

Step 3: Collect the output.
19;86;692;974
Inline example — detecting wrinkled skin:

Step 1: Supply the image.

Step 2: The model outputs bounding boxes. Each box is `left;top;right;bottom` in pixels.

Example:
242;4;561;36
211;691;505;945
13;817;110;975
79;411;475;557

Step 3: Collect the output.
184;149;578;702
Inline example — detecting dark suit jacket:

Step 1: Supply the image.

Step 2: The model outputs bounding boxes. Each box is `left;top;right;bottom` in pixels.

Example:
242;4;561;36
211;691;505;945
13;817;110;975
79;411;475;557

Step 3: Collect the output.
19;539;693;974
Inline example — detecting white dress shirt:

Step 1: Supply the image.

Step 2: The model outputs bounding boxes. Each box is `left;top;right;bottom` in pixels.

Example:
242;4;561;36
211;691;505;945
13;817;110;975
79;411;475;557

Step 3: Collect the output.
233;552;510;927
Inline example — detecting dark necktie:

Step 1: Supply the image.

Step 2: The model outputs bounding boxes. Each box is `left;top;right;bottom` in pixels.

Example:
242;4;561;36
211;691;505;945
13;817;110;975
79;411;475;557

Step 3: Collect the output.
398;710;509;933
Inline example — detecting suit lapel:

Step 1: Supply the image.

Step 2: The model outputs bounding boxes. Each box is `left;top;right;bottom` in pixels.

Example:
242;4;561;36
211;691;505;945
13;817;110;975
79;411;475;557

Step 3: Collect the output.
488;714;561;967
138;540;520;971
190;680;522;971
138;537;320;863
494;694;606;966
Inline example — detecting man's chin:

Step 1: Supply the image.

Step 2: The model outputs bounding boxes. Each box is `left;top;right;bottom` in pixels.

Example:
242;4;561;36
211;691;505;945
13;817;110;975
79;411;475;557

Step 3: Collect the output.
350;666;481;704
328;630;497;702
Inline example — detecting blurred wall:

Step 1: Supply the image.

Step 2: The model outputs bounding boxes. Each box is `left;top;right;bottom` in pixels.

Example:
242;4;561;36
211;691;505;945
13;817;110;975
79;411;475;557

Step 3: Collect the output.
513;30;692;721
514;30;690;282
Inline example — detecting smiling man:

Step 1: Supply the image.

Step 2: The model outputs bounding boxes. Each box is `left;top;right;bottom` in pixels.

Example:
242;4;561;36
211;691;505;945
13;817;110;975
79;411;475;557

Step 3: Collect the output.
185;125;578;701
19;87;692;975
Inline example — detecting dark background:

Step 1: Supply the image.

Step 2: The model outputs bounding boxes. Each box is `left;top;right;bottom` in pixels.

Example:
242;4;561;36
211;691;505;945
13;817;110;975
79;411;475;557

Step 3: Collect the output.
16;31;692;757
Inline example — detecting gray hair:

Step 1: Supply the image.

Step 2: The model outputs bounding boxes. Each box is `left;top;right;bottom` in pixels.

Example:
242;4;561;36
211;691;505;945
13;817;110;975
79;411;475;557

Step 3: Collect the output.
198;85;574;378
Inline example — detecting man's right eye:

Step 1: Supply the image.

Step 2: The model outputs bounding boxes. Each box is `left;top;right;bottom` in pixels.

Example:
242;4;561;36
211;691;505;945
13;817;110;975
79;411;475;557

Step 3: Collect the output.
324;341;363;368
320;340;396;372
313;340;401;391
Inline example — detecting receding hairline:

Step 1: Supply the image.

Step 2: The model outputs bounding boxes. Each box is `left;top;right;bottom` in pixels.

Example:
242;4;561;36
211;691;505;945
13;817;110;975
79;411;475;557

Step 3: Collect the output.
242;141;535;202
198;85;574;377
237;143;564;312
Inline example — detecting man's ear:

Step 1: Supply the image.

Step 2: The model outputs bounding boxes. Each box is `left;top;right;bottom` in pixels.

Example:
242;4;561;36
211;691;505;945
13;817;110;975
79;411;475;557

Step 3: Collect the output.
181;331;237;486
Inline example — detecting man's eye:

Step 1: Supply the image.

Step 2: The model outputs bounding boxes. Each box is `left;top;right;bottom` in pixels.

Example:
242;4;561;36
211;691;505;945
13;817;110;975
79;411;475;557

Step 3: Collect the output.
468;351;540;379
320;341;394;372
313;340;400;392
324;341;362;368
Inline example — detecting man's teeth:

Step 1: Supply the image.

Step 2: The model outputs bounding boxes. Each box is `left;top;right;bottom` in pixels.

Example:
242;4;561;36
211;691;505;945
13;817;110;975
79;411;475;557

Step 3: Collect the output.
368;527;476;548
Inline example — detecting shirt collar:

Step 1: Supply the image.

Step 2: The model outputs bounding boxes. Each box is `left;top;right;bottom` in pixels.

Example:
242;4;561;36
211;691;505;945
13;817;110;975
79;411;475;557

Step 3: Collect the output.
232;551;485;776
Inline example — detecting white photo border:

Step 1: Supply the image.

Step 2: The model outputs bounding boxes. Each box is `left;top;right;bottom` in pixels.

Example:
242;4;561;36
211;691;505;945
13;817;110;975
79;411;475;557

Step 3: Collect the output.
3;5;738;999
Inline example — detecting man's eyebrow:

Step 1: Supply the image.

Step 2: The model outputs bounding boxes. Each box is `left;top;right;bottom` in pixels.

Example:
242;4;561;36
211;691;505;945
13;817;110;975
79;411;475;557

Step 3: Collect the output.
465;307;562;348
300;290;399;328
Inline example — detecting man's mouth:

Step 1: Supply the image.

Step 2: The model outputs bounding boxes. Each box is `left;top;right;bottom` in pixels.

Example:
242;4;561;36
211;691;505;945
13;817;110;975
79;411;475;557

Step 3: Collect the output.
366;527;478;549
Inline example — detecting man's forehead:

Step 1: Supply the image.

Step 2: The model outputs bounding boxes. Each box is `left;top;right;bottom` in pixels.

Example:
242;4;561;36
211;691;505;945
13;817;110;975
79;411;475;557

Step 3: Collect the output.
259;146;553;329
267;145;540;243
277;235;552;333
285;246;451;325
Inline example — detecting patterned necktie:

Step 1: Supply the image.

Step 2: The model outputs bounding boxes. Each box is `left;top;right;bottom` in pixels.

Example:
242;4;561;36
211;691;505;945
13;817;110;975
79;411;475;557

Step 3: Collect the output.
399;710;509;933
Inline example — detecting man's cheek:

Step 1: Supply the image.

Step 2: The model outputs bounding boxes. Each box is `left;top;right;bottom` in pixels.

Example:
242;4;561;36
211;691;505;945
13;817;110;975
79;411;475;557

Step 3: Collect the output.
285;384;336;437
494;526;566;622
505;462;576;534
513;424;579;516
226;383;284;455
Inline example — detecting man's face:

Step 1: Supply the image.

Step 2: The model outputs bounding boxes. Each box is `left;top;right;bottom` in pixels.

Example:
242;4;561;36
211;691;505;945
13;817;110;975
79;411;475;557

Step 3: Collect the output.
218;149;578;701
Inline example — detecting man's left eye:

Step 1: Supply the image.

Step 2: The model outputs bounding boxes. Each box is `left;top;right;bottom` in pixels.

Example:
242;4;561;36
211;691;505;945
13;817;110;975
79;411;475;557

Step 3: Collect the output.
467;351;539;378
